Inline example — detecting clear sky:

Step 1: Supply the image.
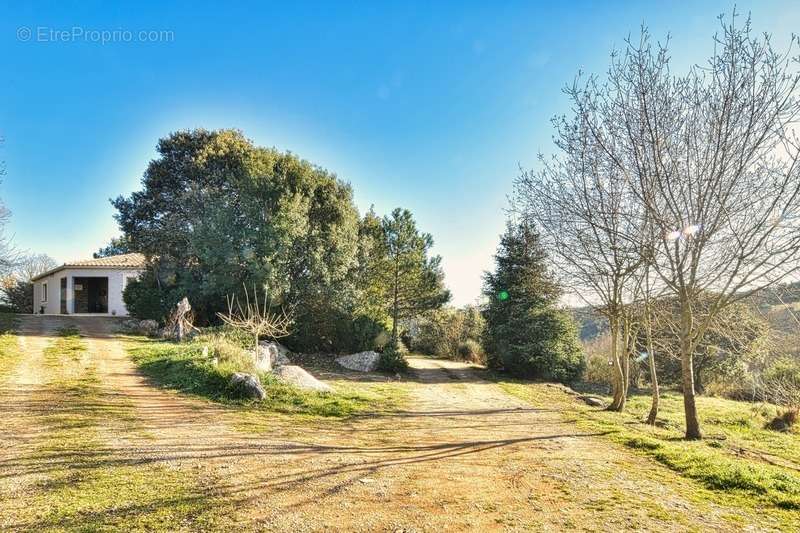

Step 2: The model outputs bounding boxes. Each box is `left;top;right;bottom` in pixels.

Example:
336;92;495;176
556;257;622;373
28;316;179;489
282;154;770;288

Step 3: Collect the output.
1;1;798;306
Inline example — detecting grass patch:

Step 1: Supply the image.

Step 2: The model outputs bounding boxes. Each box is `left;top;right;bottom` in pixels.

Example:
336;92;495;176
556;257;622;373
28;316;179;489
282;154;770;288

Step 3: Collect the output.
499;382;800;517
43;326;86;364
127;337;404;418
0;313;20;377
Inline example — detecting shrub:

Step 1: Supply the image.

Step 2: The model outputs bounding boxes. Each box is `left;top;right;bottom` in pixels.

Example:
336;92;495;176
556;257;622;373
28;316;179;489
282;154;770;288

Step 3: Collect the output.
204;335;256;373
486;307;585;383
123;272;167;322
408;306;485;359
766;408;798;432
583;333;615;385
349;315;391;352
378;342;408;373
0;279;32;313
456;339;485;364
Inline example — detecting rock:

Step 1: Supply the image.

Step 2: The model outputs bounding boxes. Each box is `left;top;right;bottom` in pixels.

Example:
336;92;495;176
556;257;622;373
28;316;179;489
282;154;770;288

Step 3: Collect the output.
255;341;291;371
138;319;160;335
336;351;380;372
546;383;578;396
274;365;333;393
578;395;606;408
119;318;139;331
259;340;292;359
229;372;266;400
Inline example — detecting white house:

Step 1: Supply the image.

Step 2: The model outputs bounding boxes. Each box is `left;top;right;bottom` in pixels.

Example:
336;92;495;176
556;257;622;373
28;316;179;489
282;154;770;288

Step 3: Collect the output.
31;253;146;316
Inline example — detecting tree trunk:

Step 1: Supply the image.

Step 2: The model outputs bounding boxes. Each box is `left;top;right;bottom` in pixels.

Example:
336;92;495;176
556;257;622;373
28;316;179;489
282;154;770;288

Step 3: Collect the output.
645;333;659;425
680;309;701;439
607;318;626;412
622;321;631;397
391;257;400;344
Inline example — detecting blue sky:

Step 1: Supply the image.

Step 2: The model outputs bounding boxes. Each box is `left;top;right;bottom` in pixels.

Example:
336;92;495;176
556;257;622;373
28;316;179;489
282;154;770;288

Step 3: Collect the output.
1;1;798;306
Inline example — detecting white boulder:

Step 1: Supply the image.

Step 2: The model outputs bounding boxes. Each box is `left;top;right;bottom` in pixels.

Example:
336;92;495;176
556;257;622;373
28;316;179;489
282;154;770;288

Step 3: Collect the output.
274;365;333;393
336;351;380;372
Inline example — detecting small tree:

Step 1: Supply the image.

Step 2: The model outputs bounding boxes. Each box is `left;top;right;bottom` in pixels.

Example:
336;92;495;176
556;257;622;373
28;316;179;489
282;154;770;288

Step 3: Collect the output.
217;285;294;371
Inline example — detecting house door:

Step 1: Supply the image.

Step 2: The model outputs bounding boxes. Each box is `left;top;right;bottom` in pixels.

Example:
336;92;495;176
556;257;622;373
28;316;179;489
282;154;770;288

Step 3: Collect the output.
87;278;108;313
60;278;67;314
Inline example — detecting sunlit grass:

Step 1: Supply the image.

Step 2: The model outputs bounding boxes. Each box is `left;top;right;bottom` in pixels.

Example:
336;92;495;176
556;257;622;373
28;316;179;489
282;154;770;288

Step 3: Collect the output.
500;381;800;518
126;337;406;418
0;313;20;377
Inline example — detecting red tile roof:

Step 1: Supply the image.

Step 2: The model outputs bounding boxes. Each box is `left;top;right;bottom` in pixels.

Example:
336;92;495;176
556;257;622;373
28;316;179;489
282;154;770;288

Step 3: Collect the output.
32;253;147;281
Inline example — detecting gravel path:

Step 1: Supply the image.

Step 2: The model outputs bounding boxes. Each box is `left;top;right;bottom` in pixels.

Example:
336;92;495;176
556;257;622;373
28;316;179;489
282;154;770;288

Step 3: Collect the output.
0;316;781;532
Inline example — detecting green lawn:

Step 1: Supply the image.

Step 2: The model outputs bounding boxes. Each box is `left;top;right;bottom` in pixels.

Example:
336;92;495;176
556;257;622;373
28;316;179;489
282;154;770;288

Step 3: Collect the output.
126;337;406;418
500;382;800;517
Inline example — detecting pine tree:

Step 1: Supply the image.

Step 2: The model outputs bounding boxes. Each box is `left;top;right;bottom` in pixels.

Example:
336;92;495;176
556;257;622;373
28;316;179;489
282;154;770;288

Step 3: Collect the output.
482;220;584;382
367;208;451;345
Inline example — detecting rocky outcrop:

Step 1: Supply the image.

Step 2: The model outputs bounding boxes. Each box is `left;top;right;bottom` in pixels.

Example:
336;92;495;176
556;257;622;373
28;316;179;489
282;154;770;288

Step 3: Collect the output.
336;351;380;372
274;365;333;393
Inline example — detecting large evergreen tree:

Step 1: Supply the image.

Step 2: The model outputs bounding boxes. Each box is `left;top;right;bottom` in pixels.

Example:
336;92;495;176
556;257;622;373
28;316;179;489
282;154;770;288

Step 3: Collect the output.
112;129;362;352
482;220;584;382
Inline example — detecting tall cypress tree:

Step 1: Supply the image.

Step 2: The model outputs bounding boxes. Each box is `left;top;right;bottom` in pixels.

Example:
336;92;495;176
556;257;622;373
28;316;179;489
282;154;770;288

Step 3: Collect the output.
482;220;584;382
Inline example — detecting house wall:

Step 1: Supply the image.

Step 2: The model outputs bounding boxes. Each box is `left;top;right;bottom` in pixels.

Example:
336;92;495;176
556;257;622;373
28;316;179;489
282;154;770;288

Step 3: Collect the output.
33;268;143;316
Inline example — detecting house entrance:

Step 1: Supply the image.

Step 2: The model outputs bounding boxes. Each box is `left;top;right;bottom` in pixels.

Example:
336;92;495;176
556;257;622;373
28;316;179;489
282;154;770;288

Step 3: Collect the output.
73;277;109;313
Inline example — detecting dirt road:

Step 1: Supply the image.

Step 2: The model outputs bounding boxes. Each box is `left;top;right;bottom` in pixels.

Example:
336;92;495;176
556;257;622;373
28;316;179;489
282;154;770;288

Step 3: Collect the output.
0;316;778;531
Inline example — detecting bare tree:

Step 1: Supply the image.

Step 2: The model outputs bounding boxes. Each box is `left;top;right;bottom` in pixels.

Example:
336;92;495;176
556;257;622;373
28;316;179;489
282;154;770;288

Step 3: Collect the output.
14;253;57;281
516;120;645;411
0;137;16;276
217;285;294;371
559;15;800;439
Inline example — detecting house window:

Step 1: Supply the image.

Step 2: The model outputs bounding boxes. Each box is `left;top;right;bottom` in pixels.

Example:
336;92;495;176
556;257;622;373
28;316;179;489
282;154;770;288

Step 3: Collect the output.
42;282;48;302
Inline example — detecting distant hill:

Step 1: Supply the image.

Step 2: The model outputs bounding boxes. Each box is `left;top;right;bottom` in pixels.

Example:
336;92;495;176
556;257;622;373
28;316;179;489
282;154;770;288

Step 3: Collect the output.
568;280;800;344
569;306;608;342
746;281;800;310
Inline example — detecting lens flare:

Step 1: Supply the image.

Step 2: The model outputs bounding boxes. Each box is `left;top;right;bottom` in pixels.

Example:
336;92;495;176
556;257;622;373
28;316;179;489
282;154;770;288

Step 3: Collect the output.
683;224;701;237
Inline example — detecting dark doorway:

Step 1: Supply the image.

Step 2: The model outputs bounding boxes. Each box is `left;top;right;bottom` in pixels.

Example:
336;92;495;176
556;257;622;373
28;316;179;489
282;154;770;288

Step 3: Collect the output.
60;277;67;314
73;277;109;313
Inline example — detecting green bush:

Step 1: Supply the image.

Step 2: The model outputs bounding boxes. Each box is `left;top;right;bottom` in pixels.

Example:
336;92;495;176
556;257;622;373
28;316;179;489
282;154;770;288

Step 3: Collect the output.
583;333;615;385
1;280;32;313
378;343;408;373
486;308;585;383
122;272;167;322
408;306;485;359
349;314;391;352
